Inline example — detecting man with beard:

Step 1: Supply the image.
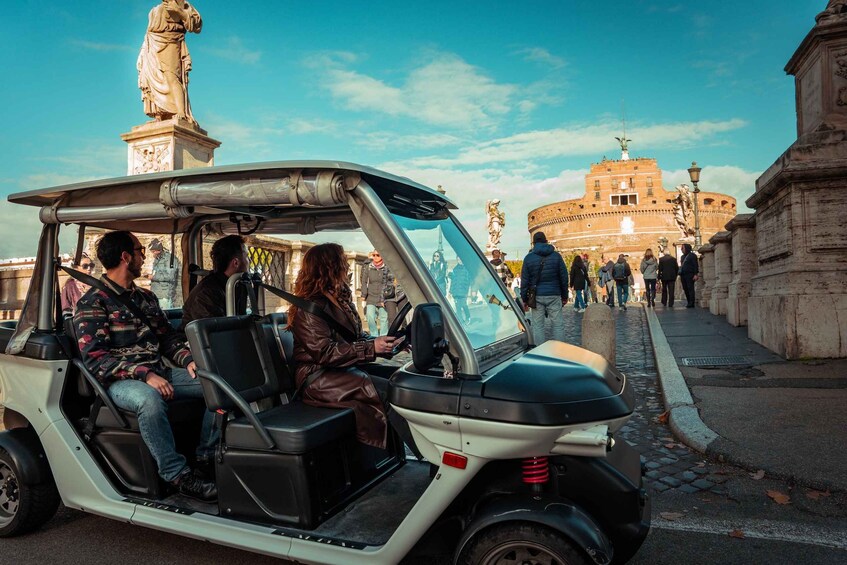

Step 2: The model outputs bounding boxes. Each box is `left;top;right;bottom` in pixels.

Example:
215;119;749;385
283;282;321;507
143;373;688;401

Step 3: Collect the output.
74;231;217;501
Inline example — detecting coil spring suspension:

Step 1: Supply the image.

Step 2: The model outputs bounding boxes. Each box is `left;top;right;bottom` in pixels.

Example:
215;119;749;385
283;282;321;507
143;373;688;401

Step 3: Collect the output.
522;456;549;486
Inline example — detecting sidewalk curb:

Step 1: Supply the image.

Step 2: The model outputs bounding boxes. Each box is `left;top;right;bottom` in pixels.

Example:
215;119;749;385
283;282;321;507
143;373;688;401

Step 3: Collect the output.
644;307;718;453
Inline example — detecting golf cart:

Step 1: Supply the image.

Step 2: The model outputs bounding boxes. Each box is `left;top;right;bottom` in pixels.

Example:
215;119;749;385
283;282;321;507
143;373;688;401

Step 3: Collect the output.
0;162;649;564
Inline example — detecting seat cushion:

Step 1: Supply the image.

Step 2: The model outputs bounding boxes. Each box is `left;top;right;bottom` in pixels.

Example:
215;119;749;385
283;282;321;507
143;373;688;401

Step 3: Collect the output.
95;398;207;430
226;403;355;454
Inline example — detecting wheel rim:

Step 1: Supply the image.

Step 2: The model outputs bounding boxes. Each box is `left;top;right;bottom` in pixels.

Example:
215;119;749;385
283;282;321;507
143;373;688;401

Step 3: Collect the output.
481;540;568;565
0;462;20;526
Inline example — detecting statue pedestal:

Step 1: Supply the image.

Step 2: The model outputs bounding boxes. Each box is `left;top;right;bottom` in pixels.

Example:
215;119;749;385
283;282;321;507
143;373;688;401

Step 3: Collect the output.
725;214;756;327
121;118;221;174
746;15;847;359
697;244;714;309
708;231;732;316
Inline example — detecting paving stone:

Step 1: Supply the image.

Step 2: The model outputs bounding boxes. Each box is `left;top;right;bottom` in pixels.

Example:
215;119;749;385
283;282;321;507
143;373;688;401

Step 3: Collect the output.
691;479;715;490
645;470;662;480
679;484;700;494
660;476;682;488
680;471;699;482
645;461;662;470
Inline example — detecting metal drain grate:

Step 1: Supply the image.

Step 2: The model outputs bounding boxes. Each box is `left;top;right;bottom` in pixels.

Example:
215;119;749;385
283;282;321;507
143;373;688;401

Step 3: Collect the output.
681;356;753;367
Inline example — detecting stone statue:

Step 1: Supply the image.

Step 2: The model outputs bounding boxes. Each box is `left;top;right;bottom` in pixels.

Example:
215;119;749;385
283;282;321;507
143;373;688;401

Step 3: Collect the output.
137;0;203;125
615;136;631;152
657;236;668;256
816;0;847;24
486;199;505;252
671;184;696;239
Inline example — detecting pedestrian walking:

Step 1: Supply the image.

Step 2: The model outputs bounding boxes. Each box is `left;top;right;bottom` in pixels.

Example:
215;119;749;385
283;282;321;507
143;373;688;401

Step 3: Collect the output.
583;254;598;303
640;249;659;307
489;249;514;285
360;250;390;335
658;249;679;307
569;255;588;313
428;250;448;293
612;254;632;311
147;238;180;309
598;259;615;307
520;232;569;344
448;255;471;324
679;243;699;308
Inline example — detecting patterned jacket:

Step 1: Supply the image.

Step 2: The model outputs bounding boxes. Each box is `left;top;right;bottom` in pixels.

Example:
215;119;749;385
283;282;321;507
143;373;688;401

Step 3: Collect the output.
73;276;193;386
490;259;514;284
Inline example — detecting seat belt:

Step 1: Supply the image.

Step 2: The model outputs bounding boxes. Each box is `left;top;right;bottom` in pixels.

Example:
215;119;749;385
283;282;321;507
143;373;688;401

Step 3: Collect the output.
257;282;358;343
60;266;160;346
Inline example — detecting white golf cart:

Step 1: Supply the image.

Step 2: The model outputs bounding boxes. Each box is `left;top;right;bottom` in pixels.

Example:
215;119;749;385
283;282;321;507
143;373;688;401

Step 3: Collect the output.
0;162;649;564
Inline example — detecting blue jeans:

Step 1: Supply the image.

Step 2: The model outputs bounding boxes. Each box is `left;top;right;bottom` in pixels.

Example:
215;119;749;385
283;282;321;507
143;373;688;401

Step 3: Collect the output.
531;295;566;344
107;368;217;482
573;289;586;310
365;304;388;336
616;284;630;307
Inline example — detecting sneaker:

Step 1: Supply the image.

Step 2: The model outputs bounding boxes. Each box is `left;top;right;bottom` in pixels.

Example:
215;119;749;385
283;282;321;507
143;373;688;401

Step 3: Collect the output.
623;305;627;311
173;469;217;502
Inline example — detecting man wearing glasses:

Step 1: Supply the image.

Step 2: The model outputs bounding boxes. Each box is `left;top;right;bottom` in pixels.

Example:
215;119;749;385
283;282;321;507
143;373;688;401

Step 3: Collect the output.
61;254;95;317
360;250;390;336
73;231;217;501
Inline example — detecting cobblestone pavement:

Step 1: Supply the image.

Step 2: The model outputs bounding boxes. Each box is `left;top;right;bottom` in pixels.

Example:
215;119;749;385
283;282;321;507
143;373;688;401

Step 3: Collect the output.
559;303;736;496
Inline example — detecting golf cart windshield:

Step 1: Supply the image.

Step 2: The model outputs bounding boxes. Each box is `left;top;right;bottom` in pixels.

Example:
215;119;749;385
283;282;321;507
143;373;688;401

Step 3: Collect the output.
391;213;525;353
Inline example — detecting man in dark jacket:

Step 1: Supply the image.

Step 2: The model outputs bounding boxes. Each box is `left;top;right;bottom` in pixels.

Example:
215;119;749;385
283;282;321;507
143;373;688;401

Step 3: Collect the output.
520;231;568;344
180;235;249;331
679;243;700;308
360;251;390;336
657;250;680;307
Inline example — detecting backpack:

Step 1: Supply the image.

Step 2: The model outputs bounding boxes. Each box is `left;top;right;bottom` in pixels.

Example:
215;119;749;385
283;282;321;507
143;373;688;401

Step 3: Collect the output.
612;262;627;281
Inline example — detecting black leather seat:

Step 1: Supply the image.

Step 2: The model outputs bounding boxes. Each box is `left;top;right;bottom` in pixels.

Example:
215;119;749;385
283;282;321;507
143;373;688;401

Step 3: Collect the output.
226;403;355;453
186;315;355;454
259;312;296;395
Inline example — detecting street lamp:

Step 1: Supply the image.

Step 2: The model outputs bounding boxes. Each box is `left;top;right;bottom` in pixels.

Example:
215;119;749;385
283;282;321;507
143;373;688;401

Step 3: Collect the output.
436;184;446;253
687;161;702;248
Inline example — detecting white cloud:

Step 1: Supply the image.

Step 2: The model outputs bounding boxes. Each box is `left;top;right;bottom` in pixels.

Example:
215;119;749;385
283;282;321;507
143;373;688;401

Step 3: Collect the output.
514;47;566;69
205;36;262;65
316;53;519;129
405;118;747;167
285;118;340;135
70;39;134;52
357;132;464;151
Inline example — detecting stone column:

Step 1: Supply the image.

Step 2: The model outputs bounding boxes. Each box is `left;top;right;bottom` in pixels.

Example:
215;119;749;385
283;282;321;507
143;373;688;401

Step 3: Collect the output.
708;231;732;316
121;118;221;175
726;214;757;327
747;9;847;359
697;245;715;309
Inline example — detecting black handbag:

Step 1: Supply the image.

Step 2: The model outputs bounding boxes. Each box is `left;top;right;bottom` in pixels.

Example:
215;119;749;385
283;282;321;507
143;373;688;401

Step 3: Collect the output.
525;257;546;309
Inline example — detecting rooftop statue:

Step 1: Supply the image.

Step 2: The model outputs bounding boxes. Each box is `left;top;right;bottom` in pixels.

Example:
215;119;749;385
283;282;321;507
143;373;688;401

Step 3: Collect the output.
816;0;847;24
137;0;203;125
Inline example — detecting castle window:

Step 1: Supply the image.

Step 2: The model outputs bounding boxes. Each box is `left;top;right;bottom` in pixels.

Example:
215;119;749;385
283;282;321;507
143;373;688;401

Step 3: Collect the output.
594;190;600;201
721;200;728;207
629;177;635;187
594;180;600;188
647;177;653;187
703;198;715;206
610;193;638;206
610;179;618;189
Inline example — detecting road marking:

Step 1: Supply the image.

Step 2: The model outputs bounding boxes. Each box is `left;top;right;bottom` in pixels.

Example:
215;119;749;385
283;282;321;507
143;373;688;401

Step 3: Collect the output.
653;517;847;550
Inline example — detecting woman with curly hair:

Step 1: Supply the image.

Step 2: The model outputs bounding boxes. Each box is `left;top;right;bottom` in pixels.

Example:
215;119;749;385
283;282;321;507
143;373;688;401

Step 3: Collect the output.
288;243;404;450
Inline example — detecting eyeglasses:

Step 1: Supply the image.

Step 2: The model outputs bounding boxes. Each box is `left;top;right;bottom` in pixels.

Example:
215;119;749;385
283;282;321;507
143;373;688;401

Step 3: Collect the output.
133;246;146;255
80;263;94;270
373;253;381;257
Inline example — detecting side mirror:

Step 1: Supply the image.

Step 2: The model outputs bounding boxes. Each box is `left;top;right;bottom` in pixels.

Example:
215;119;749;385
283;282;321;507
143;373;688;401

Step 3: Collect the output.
411;303;450;372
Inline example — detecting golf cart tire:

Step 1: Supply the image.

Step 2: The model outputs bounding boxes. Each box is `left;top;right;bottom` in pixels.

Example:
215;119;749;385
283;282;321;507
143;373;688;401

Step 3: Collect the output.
457;522;592;565
0;445;60;537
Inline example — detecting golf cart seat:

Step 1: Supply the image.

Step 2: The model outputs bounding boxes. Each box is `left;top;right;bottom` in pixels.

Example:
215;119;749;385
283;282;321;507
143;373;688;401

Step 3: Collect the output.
63;318;205;497
186;315;402;528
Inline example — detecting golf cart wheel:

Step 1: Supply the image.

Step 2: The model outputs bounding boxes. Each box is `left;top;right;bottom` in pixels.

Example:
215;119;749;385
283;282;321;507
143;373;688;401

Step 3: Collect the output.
459;522;591;565
0;449;60;537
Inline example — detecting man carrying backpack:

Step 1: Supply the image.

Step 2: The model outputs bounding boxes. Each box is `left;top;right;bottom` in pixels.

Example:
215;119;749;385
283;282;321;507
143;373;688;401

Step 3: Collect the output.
612;254;632;311
520;232;569;344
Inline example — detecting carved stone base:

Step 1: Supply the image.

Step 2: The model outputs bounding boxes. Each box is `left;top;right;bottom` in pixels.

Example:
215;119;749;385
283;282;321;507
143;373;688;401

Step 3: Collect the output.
727;281;752;327
121;118;221;175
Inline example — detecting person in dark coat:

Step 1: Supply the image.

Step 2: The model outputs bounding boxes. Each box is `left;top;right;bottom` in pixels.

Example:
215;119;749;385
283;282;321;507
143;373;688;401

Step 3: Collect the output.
679;243;700;308
520;231;569;344
448;256;471;323
658;250;680;307
289;243;399;449
569;254;588;313
179;235;249;331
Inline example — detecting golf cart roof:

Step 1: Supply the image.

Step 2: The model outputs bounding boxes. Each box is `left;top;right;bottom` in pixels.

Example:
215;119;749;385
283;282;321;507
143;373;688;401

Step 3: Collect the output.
7;161;455;234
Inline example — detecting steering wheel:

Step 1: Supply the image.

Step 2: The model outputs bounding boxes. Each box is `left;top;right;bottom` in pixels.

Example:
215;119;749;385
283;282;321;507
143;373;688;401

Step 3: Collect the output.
387;300;413;338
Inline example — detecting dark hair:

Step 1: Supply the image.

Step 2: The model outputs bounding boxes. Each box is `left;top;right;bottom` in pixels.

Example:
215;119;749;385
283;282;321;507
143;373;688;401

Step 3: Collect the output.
288;243;348;325
533;231;547;244
211;235;246;273
682;243;693;254
96;231;135;269
148;238;164;251
572;254;584;269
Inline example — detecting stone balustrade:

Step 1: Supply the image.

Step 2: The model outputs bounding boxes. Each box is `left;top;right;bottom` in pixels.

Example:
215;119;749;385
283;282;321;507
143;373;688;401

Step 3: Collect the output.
725;215;756;327
708;231;732;316
697;244;714;309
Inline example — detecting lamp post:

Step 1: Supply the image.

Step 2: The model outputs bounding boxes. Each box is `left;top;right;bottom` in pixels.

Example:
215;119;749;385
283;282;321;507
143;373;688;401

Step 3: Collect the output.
436;184;446;253
687;162;702;248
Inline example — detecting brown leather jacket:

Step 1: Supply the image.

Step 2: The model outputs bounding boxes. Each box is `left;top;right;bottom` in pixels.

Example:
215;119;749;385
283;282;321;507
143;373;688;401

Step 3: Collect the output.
291;296;387;449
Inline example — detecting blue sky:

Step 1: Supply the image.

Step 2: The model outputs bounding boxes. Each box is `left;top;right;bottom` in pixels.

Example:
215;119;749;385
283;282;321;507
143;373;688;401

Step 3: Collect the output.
0;0;825;257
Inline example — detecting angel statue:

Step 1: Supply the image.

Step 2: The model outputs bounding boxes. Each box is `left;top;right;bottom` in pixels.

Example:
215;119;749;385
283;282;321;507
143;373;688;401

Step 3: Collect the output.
657;236;668;256
671;184;696;239
486;199;505;252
